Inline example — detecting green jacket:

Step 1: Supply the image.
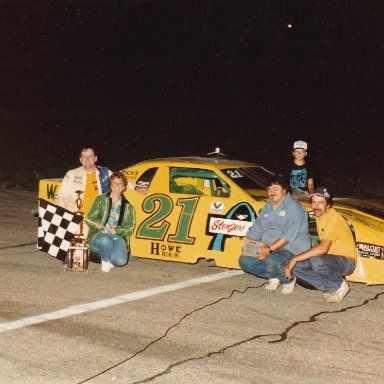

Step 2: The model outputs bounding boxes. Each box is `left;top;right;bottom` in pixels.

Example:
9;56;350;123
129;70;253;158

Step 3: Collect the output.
86;193;136;252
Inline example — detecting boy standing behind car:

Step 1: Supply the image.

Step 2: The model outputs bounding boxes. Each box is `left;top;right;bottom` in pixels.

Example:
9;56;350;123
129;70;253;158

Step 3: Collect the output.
283;140;315;196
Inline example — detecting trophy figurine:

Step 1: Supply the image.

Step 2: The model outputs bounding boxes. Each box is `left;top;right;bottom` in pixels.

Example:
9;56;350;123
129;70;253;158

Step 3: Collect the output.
73;190;85;243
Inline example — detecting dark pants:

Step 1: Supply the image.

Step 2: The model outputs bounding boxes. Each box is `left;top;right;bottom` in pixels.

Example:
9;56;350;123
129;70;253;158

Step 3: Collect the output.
239;250;294;284
292;254;355;291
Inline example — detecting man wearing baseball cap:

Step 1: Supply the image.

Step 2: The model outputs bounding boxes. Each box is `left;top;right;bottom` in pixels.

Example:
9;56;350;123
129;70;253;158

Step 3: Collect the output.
285;187;356;303
239;175;311;294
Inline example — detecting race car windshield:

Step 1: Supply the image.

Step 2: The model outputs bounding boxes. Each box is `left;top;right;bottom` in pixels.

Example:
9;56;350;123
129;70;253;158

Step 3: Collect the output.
221;167;273;190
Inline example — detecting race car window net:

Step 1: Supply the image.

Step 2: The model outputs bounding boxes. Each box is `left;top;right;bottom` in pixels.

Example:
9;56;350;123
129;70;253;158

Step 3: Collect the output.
169;167;230;197
222;167;273;190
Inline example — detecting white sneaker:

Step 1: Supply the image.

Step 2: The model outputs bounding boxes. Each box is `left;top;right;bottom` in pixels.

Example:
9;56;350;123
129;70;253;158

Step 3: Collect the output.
101;261;111;273
322;291;332;299
325;279;350;303
265;278;281;291
282;278;296;294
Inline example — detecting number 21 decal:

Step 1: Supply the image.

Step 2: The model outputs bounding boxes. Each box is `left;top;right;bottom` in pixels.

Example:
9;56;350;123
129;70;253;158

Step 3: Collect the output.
136;194;199;244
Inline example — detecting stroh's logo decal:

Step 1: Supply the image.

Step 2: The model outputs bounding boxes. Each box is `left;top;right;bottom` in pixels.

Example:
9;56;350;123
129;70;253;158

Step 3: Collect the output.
206;202;256;252
208;217;253;236
235;213;248;220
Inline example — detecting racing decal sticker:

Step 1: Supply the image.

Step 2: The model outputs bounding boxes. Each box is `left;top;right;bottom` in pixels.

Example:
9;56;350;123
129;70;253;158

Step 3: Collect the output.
46;184;58;200
122;169;139;180
224;169;244;179
210;202;224;213
136;194;198;244
206;202;256;251
208;217;253;237
136;180;150;188
235;213;248;220
150;242;181;259
356;242;384;259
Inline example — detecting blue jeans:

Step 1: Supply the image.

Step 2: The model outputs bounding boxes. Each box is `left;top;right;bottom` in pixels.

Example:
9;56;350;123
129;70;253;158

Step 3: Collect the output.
239;250;294;284
91;232;128;267
292;255;355;291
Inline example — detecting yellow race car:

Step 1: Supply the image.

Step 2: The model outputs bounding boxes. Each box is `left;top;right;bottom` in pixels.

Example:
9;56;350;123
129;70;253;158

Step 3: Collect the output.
39;152;384;284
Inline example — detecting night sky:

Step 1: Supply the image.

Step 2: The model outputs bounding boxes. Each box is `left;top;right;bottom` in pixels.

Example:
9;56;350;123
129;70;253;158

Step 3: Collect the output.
1;1;383;196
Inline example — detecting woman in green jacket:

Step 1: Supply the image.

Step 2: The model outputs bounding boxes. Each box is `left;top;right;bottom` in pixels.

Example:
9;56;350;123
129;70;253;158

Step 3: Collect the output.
86;172;136;272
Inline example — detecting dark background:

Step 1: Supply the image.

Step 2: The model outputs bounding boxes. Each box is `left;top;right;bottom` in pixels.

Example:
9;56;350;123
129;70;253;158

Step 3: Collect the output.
1;0;383;197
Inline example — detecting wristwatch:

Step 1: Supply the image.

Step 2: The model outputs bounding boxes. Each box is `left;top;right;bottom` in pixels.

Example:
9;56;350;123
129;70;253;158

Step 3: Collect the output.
268;246;274;254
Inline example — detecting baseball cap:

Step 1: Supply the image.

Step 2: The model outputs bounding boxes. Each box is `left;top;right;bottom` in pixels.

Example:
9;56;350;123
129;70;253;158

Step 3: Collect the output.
293;140;308;150
313;187;331;199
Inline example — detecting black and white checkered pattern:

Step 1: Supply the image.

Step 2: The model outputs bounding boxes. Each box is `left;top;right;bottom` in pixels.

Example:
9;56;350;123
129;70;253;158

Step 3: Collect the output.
37;199;83;261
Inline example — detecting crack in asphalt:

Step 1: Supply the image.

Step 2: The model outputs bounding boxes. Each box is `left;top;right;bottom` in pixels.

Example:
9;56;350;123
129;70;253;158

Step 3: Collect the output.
270;291;384;343
0;242;36;250
4;241;384;383
130;291;384;384
77;283;265;383
132;333;280;384
78;284;384;383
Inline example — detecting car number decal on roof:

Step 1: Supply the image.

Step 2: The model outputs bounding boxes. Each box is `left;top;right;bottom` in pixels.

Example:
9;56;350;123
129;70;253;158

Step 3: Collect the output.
225;169;244;179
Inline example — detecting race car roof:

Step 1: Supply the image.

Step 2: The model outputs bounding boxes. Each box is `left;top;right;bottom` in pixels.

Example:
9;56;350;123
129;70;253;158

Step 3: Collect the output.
132;156;260;168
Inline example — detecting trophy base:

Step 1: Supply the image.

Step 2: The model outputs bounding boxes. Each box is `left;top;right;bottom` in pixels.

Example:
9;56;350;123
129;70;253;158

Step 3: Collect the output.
65;243;90;272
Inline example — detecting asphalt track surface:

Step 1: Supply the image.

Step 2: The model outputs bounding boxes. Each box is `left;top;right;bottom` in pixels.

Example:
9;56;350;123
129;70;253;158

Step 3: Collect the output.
1;189;384;384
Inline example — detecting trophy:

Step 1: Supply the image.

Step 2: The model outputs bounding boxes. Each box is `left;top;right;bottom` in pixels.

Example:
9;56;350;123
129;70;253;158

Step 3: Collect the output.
73;190;85;243
65;190;90;272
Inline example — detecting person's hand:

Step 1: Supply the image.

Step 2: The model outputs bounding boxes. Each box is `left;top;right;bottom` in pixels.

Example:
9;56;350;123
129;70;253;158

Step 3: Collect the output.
256;245;270;261
95;222;103;229
108;227;117;235
285;259;297;279
136;187;148;195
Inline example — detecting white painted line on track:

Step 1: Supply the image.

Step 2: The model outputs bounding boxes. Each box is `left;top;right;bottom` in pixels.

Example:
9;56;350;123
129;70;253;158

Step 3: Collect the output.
0;269;244;333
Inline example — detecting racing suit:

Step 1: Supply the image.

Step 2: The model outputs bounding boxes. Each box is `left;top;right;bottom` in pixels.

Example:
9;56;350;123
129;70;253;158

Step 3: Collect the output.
56;165;112;213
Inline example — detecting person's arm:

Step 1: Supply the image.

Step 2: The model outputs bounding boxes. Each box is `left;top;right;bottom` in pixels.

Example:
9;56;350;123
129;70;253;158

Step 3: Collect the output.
257;199;306;260
135;186;148;195
256;238;289;260
56;171;72;209
127;181;148;195
285;239;332;279
307;178;315;194
306;163;315;194
85;196;104;231
115;204;136;238
246;204;268;241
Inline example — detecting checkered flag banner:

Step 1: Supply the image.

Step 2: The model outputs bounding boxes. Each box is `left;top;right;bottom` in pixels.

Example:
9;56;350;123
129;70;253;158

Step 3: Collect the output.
37;199;83;261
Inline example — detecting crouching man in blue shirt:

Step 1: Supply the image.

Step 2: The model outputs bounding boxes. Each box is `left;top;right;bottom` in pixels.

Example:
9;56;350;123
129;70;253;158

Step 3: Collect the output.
239;175;311;294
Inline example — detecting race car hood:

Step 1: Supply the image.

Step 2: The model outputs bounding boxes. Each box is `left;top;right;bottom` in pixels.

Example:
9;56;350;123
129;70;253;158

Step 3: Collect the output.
247;189;268;202
244;194;384;232
333;198;384;232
